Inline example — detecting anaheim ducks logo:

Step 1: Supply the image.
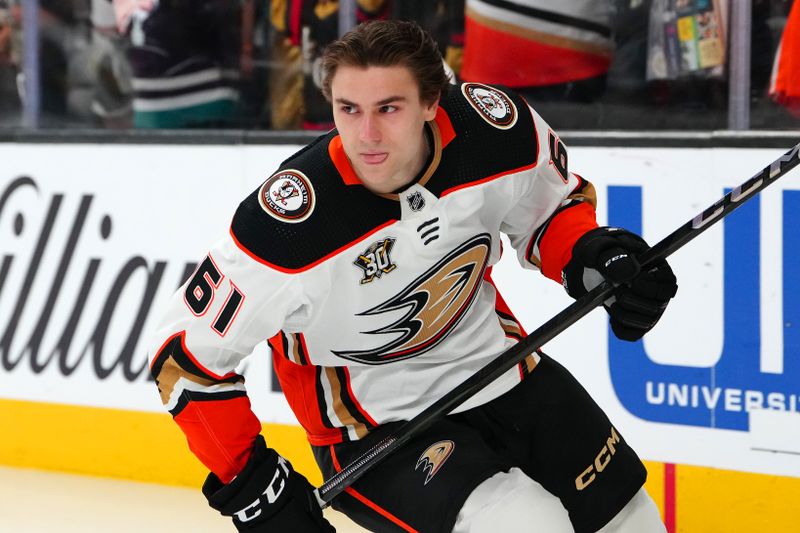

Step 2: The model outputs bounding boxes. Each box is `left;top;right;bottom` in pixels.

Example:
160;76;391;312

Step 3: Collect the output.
258;170;315;223
334;234;491;365
462;83;517;129
415;440;455;485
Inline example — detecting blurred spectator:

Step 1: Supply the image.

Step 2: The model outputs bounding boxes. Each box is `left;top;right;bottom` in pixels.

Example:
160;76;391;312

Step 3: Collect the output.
645;0;727;82
604;0;651;102
7;0;94;125
770;0;799;116
89;0;133;125
115;0;243;128
0;0;123;127
595;0;724;128
461;0;614;103
638;0;728;128
393;0;465;77
64;0;133;127
267;0;465;131
0;0;21;120
267;0;303;130
4;0;794;130
237;0;274;128
268;0;391;130
751;0;777;98
638;0;795;129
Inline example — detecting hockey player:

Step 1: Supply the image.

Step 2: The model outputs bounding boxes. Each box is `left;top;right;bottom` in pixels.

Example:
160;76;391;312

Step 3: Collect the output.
149;19;677;532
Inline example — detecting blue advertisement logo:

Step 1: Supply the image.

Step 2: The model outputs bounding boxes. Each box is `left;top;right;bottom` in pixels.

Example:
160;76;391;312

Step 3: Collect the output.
608;186;799;431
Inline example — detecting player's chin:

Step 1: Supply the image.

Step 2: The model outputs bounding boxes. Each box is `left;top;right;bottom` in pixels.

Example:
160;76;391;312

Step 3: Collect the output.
359;170;394;192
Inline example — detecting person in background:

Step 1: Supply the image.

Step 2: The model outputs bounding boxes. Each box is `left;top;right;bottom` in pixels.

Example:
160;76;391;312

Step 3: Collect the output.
267;0;391;130
770;0;800;117
64;0;133;127
114;0;243;128
0;0;21;121
5;0;100;125
461;0;614;103
393;0;466;78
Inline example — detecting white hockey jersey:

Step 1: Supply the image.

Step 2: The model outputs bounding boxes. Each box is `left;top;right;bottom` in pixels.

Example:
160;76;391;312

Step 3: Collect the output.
149;82;598;482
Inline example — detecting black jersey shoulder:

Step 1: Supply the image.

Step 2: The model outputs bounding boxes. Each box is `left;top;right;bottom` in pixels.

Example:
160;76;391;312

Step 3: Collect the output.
231;131;399;270
425;83;539;197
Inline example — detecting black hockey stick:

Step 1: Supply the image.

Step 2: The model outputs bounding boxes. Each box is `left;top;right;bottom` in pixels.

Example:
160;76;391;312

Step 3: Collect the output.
314;142;800;507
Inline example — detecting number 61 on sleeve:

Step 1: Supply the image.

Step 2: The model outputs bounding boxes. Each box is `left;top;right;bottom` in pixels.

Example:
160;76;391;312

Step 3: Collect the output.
184;255;245;337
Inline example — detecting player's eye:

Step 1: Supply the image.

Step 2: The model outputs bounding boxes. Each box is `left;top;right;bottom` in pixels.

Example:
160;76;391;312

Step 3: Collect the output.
379;105;397;113
341;105;357;114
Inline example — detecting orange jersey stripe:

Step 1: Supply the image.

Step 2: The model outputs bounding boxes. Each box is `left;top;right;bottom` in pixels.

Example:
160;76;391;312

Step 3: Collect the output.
173;395;261;483
538;201;598;283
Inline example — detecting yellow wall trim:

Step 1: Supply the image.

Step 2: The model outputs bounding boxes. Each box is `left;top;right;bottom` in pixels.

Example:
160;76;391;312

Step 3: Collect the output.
3;398;799;531
1;398;323;487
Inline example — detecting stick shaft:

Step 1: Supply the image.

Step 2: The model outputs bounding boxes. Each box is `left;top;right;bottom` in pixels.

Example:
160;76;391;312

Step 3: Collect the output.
316;143;800;505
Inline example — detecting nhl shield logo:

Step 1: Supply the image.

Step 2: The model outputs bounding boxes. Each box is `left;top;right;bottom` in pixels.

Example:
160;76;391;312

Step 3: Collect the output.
258;170;315;223
406;191;425;212
462;83;517;129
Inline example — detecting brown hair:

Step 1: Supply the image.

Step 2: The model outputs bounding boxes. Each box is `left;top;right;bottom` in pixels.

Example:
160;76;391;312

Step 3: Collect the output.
320;19;450;105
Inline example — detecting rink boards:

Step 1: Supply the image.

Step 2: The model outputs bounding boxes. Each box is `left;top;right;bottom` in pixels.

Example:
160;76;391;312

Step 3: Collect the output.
1;141;799;531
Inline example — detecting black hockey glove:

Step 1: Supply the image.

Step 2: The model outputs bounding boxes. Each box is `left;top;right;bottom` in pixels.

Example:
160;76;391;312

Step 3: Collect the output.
563;226;678;341
203;435;335;532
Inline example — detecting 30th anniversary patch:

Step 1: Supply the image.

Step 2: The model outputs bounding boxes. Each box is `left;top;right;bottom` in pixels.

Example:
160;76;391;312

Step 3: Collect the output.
258;170;315;223
462;82;517;129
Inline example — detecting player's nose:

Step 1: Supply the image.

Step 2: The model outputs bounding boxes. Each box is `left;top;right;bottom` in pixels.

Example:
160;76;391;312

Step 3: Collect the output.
358;114;381;143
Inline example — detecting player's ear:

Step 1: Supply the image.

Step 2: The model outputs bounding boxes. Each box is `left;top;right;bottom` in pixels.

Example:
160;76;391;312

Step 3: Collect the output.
423;97;439;121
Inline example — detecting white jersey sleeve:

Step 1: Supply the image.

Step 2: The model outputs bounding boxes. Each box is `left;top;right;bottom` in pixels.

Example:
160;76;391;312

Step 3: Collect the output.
148;230;303;482
500;105;598;281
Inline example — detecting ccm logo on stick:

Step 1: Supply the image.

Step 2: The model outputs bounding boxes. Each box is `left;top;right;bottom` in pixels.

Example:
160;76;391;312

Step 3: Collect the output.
575;427;620;491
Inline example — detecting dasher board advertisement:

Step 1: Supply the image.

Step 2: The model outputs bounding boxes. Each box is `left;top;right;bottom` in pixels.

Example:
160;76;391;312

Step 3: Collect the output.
0;143;798;480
